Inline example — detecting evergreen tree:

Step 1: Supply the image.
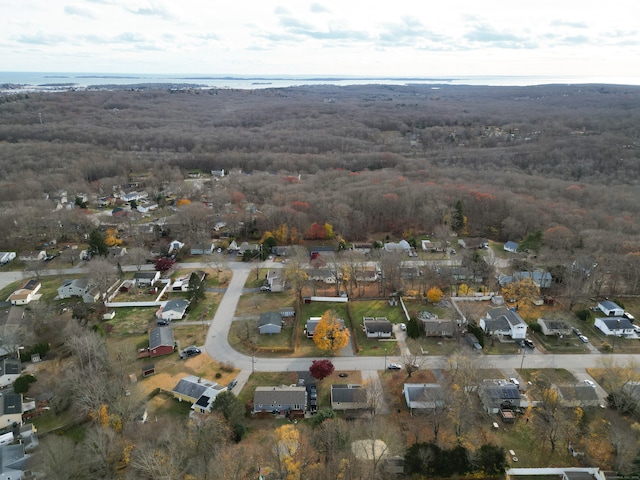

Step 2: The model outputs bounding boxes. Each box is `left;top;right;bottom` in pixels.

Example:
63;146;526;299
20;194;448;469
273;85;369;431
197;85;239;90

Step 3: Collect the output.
88;229;108;257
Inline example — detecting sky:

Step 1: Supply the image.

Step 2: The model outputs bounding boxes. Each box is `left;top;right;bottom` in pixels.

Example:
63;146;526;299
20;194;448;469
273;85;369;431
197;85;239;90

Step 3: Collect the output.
2;0;640;79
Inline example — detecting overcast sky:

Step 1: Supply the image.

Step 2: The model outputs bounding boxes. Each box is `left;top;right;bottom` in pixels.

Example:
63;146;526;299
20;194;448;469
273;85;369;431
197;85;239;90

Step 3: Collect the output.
2;0;639;78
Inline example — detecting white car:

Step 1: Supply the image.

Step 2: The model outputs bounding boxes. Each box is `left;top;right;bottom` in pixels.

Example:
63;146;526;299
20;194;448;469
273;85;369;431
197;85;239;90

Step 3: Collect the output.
387;363;402;370
509;378;520;387
584;379;595;387
579;335;589;343
399;323;407;331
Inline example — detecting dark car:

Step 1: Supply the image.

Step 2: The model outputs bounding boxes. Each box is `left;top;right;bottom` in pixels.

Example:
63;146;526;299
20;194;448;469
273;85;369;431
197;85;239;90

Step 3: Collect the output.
227;379;238;390
308;385;317;400
157;319;170;326
181;346;201;358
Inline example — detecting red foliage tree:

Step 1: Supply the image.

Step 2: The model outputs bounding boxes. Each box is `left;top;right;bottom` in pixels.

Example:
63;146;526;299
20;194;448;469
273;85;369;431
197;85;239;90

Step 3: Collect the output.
306;222;326;240
309;359;335;380
155;257;175;273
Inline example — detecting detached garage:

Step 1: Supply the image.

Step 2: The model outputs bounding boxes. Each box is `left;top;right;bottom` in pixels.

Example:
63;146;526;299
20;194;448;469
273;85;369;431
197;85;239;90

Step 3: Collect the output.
598;300;624;317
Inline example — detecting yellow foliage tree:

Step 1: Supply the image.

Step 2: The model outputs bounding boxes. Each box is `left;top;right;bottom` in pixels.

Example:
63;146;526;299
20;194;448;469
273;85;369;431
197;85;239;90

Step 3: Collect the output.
427;286;444;303
176;198;191;207
275;223;289;244
324;223;334;240
274;424;301;480
501;277;540;319
458;283;469;296
104;227;122;247
313;310;350;353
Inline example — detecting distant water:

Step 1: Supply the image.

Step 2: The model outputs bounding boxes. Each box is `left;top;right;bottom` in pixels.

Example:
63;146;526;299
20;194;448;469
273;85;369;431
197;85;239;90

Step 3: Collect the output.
1;71;640;92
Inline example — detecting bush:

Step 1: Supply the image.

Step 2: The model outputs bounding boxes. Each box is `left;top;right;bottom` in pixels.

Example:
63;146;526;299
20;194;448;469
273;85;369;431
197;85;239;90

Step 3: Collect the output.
19;342;50;362
575;309;591;321
529;322;542;333
14;374;37;394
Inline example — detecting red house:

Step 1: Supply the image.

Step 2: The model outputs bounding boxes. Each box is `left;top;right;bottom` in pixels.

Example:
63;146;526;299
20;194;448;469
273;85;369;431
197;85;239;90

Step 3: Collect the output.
149;327;175;357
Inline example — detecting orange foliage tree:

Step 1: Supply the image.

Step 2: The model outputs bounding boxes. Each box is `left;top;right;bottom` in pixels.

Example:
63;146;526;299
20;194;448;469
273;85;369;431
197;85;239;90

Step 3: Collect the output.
313;310;350;353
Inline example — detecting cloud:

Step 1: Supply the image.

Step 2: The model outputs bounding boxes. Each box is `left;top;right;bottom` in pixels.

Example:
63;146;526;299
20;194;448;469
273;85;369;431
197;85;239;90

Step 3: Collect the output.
274;6;290;15
465;25;535;49
17;33;67;45
271;14;370;42
550;19;588;29
126;0;174;20
378;16;447;47
64;5;96;19
310;3;330;13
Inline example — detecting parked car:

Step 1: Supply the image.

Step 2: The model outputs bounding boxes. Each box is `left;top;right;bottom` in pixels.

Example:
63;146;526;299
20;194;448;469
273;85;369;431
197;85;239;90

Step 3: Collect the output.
259;285;271;292
509;378;520;387
573;327;582;336
227;379;238;390
584;379;595;387
308;385;317;400
579;335;589;343
181;346;201;358
387;363;402;370
399;323;407;331
157;319;170;326
523;340;535;349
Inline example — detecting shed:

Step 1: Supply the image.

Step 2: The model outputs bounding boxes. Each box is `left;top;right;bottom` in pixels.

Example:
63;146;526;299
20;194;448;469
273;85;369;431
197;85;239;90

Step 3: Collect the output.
259;311;283;335
142;364;156;378
598;300;624;317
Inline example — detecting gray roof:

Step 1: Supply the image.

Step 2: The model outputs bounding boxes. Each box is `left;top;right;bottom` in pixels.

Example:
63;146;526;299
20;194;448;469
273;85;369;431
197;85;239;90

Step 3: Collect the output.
331;384;367;404
254;386;307;407
149;326;174;349
164;299;190;314
62;277;89;289
487;308;525;328
173;379;209;400
363;317;392;333
259;311;282;328
599;300;622;311
0;359;20;377
597;317;633;330
134;272;158;280
1;394;22;416
404;383;445;410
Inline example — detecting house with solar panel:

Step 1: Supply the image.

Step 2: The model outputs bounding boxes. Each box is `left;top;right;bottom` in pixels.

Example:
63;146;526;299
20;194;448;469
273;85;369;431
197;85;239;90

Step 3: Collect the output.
478;380;522;415
172;375;226;414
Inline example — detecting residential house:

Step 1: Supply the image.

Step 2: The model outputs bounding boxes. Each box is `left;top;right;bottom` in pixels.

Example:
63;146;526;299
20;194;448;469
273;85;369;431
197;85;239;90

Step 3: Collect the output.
594;317;634;336
354;266;379;282
0;443;28;480
383;240;411;254
537;318;572;336
57;278;100;303
18;251;46;262
598;300;625;317
134;271;160;287
499;271;553;289
136;202;158;214
0;252;16;266
310;246;336;258
148;327;175;357
156;299;190;321
458;238;489;249
253;386;307;416
305;317;345;338
111;206;127;218
168;240;185;254
363;317;393;338
330;384;369;414
227;240;239;253
555;384;600;408
214;221;227;232
480;308;527;339
478;380;521;414
172;375;225;414
271;246;291;257
504;241;519;253
8;280;41;306
421;319;456;337
0;360;21;389
400;266;421;279
403;383;445;415
421;240;445;252
211;169;225;178
259;311;283;335
307;268;338;284
190;243;215;255
108;247;127;259
172;270;206;292
238;242;260;256
0;394;23;427
266;270;285;292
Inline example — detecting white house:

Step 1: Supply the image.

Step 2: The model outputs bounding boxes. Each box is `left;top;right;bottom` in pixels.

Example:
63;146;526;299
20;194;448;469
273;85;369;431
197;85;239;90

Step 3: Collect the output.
0;252;16;266
134;271;161;287
504;241;519;253
258;311;283;335
172;375;225;414
480;308;527;339
0;359;21;389
383;240;411;254
168;240;185;254
594;317;635;336
266;270;285;292
8;280;41;306
362;317;393;338
57;278;100;303
19;250;46;262
597;300;625;317
156;299;190;321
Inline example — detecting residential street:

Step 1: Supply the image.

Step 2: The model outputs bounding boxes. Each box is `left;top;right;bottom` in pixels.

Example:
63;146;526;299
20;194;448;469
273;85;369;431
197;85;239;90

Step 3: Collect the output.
1;259;636;403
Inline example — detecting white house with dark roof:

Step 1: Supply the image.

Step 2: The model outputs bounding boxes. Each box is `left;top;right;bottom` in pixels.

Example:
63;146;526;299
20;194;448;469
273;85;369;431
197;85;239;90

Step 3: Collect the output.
0;394;23;427
597;300;624;317
383;239;411;254
134;271;160;287
156;299;190;321
503;241;519;253
172;375;225;414
8;279;41;306
57;278;100;303
403;383;445;415
0;360;21;388
480;308;527;339
363;317;393;338
594;317;634;336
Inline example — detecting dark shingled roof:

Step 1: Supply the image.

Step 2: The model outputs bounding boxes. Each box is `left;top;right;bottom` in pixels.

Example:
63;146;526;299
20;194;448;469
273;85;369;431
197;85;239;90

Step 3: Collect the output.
149;327;174;349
